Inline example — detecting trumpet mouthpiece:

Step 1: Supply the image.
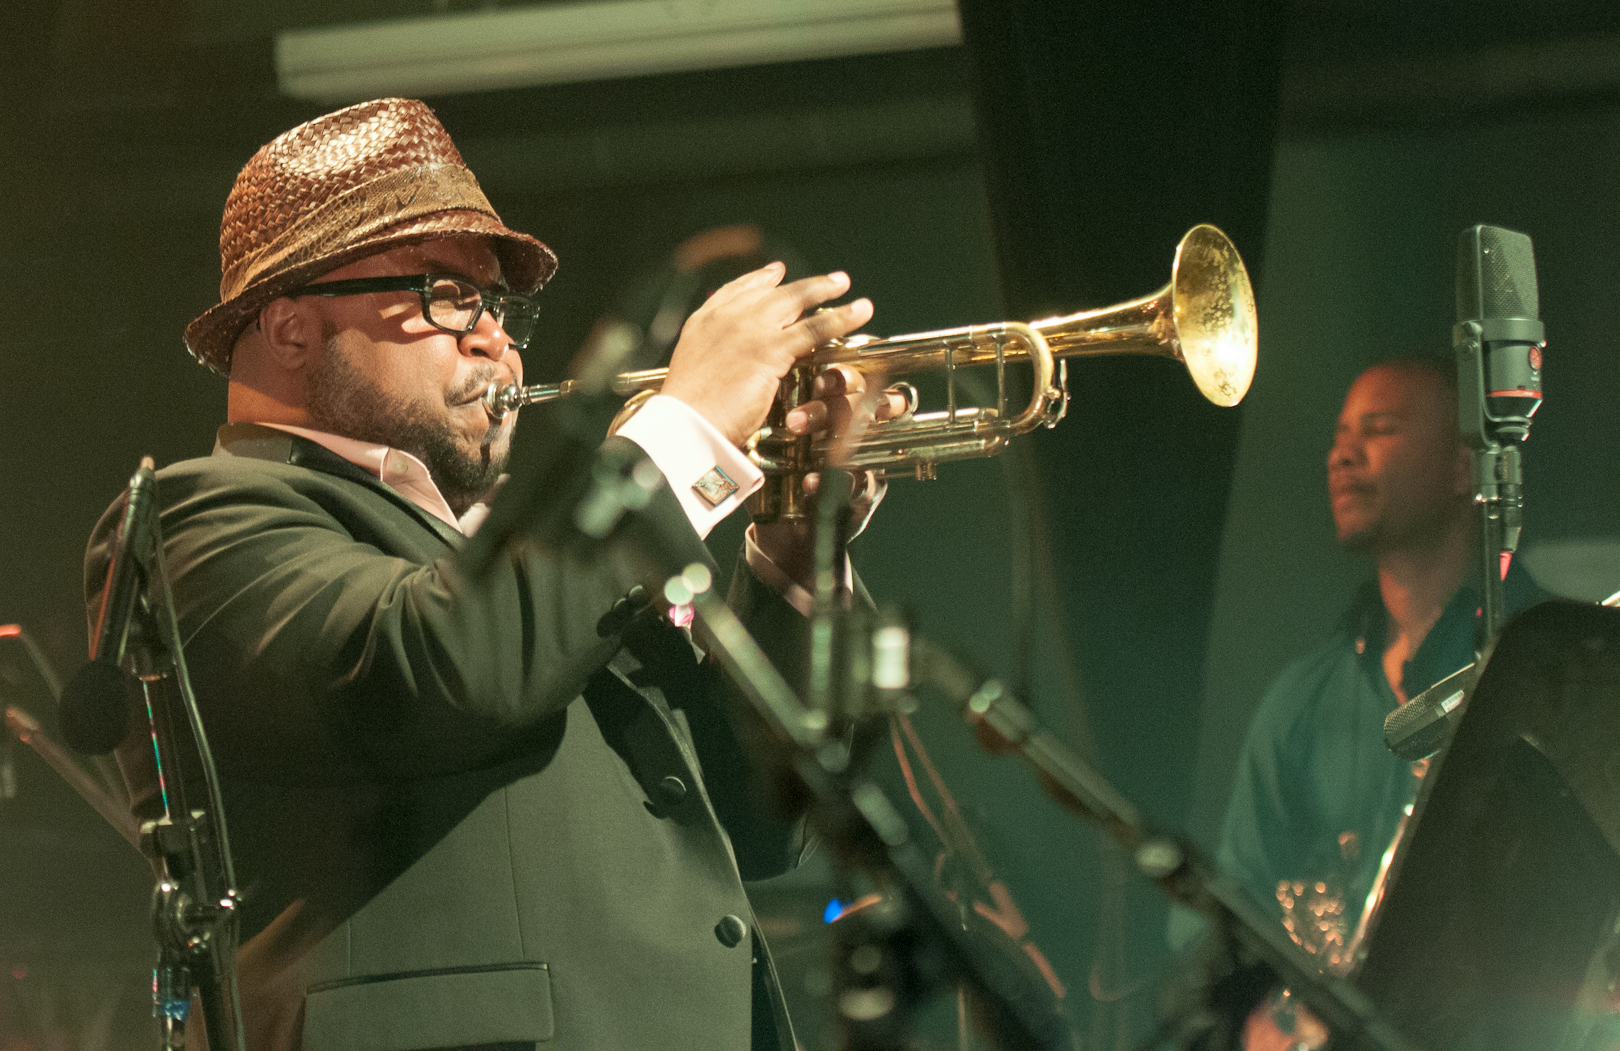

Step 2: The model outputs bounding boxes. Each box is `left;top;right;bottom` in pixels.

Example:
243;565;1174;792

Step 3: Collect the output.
482;380;572;418
483;384;519;419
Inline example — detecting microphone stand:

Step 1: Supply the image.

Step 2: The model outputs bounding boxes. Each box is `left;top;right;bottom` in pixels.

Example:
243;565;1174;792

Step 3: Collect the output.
669;562;1067;1051
903;640;1422;1051
792;408;1053;1047
807;468;856;728
102;460;247;1051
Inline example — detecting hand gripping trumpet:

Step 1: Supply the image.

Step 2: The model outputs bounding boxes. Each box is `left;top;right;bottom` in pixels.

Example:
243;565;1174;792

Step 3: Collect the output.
484;224;1258;520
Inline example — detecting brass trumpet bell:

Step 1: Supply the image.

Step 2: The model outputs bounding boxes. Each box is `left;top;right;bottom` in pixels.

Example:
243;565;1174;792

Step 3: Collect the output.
1136;222;1257;408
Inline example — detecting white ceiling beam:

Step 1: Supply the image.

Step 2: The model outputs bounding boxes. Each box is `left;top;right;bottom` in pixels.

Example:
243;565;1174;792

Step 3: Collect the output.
276;0;962;103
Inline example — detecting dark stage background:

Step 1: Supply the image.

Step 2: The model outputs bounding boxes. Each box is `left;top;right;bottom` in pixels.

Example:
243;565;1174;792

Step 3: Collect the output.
4;1;1620;1048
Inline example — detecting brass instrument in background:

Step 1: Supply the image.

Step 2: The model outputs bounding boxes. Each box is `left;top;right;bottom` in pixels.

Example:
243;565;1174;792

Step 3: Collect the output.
484;224;1258;520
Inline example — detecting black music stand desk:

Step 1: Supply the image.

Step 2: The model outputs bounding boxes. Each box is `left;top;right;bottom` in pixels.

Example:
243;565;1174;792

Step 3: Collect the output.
1356;600;1620;1051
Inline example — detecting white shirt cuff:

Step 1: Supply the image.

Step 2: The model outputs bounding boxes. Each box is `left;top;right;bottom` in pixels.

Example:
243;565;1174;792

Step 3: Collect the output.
615;394;764;540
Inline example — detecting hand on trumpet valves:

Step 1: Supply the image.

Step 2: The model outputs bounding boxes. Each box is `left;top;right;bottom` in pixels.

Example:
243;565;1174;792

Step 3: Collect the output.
781;362;911;440
658;262;876;447
748;362;900;587
747;363;902;586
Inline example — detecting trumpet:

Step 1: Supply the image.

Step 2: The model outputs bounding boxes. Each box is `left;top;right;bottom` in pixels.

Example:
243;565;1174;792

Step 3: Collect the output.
484;224;1257;519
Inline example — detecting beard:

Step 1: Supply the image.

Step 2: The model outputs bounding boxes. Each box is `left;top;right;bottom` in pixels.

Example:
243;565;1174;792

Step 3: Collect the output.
1332;501;1380;553
306;329;508;516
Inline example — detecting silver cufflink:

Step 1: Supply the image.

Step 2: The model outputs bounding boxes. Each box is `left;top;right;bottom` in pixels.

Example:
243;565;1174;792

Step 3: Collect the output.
692;466;739;507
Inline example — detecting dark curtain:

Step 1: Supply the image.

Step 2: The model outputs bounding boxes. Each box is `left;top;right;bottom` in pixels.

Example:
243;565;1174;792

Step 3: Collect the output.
955;0;1289;1037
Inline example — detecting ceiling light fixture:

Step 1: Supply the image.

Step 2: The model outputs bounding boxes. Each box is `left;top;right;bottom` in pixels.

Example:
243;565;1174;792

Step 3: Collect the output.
276;0;962;103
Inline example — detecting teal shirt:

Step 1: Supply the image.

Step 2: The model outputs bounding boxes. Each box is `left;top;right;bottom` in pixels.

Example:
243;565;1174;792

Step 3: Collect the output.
1215;568;1545;939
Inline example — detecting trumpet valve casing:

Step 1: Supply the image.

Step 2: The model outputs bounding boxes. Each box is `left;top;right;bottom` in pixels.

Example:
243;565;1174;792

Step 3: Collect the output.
744;363;819;522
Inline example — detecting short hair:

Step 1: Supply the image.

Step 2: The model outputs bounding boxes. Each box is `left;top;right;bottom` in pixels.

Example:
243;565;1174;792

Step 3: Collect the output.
1355;355;1461;434
1362;355;1456;395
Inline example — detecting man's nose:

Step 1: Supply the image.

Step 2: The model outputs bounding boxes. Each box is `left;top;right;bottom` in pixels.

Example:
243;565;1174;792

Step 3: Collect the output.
1328;433;1359;468
461;308;510;361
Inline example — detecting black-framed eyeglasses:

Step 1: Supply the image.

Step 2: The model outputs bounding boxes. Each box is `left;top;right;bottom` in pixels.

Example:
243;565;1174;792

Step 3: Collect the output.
292;273;539;350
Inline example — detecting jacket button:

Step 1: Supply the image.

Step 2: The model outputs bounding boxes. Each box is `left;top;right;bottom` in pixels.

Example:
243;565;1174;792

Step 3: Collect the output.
658;775;688;806
715;914;748;948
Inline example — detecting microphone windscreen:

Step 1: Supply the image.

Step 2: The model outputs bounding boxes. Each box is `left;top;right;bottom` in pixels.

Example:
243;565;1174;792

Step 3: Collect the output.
1384;660;1478;761
58;658;136;755
1384;704;1454;762
1456;225;1539;323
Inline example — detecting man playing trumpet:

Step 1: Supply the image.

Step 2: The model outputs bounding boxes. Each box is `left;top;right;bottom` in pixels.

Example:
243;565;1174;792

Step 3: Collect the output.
88;97;901;1051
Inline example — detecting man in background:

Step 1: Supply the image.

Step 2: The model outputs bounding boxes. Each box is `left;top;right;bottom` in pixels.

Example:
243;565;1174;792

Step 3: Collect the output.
1215;357;1541;1047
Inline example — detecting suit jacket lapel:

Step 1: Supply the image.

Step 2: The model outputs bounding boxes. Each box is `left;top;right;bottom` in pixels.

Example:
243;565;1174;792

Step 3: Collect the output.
213;423;466;549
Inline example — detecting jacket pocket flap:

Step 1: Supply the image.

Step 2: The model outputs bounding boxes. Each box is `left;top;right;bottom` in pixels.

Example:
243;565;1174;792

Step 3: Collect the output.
304;964;552;1051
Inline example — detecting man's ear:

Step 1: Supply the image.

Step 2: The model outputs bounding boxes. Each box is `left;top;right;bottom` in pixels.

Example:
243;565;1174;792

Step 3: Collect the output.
256;297;320;371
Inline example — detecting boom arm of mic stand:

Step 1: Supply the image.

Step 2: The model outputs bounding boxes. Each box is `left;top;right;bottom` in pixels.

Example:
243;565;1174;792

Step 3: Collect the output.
682;581;1068;1050
909;640;1425;1051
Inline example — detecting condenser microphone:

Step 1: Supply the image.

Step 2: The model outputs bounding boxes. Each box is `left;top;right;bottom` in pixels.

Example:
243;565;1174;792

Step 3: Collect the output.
60;459;157;755
1455;226;1545;571
1455;225;1544;447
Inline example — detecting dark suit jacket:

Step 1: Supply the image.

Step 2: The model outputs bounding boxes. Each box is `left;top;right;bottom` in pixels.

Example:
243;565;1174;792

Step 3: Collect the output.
88;424;810;1051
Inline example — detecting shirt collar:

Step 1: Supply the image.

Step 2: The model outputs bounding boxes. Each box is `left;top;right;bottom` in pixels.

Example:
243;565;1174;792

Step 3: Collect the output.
255;422;471;534
1348;560;1547;703
1348;575;1479;694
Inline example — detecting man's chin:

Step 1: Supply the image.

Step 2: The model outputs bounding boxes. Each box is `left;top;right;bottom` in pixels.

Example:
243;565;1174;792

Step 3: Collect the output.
1336;525;1379;553
415;433;506;514
476;435;510;477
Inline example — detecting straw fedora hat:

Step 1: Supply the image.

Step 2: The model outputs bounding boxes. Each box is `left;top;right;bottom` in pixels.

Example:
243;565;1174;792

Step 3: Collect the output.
184;98;556;377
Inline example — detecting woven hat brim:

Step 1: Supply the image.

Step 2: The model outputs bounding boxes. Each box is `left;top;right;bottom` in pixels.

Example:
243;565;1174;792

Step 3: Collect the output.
184;212;556;378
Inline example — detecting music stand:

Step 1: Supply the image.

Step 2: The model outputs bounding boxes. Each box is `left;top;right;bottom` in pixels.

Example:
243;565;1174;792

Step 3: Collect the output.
1356;600;1620;1051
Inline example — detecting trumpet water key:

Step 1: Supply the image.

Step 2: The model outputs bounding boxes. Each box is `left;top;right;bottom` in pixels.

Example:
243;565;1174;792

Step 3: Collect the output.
484;224;1258;520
